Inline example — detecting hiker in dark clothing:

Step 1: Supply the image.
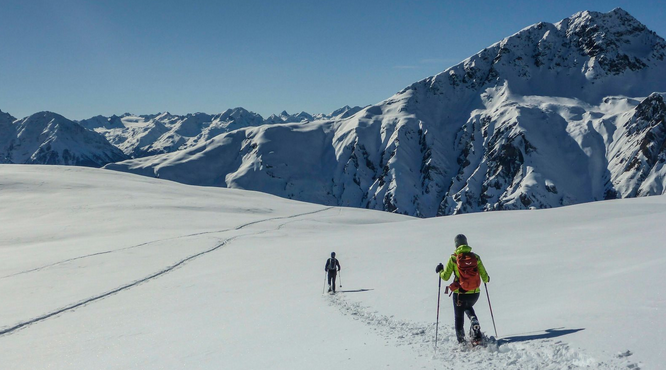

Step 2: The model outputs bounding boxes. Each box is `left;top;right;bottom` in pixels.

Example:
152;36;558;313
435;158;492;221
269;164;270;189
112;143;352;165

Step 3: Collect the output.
436;234;489;344
325;252;341;293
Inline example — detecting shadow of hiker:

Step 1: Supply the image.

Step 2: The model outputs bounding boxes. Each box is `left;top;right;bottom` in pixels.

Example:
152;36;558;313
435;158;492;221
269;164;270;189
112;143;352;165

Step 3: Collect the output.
498;328;584;345
338;289;374;293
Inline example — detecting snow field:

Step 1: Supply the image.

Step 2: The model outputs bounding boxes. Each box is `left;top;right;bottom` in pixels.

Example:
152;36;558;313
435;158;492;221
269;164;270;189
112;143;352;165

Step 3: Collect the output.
0;165;663;369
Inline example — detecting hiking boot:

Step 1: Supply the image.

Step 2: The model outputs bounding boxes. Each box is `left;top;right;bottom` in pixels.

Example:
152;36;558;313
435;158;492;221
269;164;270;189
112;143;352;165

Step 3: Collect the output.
456;329;466;344
469;317;482;340
328;286;332;292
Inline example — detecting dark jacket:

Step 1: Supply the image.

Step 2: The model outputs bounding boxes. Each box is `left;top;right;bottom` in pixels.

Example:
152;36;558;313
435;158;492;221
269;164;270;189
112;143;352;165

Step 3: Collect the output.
325;258;341;272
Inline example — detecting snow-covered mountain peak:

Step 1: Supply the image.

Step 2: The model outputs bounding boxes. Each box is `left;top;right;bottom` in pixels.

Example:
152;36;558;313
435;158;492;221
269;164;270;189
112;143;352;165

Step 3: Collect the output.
216;107;262;123
78;114;126;130
105;9;666;217
560;8;665;72
412;8;666;108
154;112;174;121
1;111;127;166
265;110;316;124
17;111;80;137
564;7;651;38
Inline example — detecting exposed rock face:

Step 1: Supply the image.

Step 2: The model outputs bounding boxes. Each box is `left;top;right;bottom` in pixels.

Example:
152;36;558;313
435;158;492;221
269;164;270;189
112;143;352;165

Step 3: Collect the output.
608;93;666;197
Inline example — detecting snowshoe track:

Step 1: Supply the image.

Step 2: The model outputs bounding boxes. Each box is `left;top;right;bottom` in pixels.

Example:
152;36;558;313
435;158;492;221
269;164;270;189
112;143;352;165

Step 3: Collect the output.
0;207;334;336
328;295;640;369
1;207;335;279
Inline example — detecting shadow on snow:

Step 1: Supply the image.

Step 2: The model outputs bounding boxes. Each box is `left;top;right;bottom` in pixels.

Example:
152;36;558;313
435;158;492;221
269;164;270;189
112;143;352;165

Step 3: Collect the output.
338;289;374;293
497;327;585;345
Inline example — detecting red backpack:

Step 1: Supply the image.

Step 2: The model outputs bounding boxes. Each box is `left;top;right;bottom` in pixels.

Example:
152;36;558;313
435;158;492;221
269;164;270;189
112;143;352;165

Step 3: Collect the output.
450;252;481;292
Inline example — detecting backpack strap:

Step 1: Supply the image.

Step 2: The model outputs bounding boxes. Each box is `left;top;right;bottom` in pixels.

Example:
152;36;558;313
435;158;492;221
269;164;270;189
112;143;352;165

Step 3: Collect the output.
450;253;458;280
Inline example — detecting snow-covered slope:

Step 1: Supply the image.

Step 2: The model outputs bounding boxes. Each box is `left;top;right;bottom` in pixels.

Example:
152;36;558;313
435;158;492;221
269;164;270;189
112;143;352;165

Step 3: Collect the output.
0;112;127;167
107;8;666;217
0;165;663;369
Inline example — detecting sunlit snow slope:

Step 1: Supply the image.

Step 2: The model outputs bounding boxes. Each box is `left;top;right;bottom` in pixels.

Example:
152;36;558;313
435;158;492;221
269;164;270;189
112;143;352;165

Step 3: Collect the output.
0;165;664;369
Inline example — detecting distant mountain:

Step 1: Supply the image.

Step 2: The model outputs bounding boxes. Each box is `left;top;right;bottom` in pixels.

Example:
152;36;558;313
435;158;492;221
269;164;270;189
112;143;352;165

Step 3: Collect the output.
264;111;314;124
1;112;127;167
263;106;365;124
77;109;263;158
327;105;364;119
77;106;365;158
0;110;18;162
105;8;666;216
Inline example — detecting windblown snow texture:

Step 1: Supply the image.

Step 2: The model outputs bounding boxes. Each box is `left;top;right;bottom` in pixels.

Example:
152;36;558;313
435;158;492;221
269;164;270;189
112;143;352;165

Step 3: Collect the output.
104;9;666;216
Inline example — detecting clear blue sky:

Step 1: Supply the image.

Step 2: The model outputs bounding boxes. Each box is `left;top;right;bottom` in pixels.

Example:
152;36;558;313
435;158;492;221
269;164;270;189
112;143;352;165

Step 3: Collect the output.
1;0;665;120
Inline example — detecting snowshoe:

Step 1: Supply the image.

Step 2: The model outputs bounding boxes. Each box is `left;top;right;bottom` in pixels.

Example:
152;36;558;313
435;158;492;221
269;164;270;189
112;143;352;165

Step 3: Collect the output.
472;334;499;350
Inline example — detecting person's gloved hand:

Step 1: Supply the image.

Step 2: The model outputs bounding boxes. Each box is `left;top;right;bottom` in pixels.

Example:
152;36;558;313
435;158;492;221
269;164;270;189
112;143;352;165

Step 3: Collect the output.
435;263;444;273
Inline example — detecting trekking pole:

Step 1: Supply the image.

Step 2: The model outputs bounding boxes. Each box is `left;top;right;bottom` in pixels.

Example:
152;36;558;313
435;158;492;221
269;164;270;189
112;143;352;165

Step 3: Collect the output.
323;272;327;294
339;271;342;288
484;283;498;338
435;277;442;352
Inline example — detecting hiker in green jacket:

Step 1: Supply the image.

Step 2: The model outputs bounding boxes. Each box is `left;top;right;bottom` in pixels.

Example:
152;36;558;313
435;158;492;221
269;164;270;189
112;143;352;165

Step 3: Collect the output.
436;234;490;344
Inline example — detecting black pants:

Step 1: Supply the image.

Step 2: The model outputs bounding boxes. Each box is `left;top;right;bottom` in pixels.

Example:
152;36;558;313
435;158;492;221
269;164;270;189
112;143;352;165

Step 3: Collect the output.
453;292;479;339
327;270;337;291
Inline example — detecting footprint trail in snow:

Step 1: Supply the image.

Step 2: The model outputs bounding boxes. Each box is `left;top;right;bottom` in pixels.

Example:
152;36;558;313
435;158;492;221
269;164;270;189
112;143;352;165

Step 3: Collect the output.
327;295;641;369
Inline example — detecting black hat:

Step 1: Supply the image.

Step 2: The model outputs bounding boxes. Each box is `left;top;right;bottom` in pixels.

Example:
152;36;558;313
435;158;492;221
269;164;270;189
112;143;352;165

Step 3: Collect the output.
331;252;336;257
454;234;468;247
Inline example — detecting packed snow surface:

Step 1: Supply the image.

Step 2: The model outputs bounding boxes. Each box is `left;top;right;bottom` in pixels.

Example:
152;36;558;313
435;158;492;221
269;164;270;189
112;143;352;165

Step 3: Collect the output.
0;165;663;369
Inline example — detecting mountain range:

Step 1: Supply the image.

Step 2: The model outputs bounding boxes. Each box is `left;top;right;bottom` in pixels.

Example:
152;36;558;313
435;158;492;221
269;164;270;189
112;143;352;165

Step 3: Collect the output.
78;106;364;158
0;111;127;166
3;8;666;217
106;8;666;216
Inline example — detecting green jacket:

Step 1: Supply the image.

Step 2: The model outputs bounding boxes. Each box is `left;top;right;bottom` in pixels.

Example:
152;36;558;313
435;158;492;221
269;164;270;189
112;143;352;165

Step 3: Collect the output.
439;245;489;294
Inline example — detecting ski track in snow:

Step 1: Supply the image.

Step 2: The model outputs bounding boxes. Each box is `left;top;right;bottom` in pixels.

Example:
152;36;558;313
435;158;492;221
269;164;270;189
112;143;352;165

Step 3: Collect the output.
0;207;334;337
328;295;641;369
0;207;335;280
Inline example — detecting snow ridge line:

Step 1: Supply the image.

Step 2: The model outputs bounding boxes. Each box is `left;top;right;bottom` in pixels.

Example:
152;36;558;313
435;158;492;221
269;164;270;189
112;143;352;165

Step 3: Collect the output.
328;295;635;370
0;207;334;337
1;206;335;280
